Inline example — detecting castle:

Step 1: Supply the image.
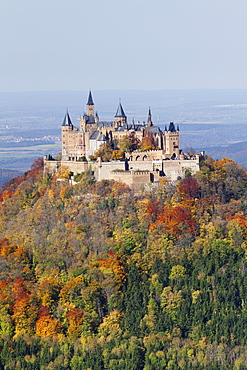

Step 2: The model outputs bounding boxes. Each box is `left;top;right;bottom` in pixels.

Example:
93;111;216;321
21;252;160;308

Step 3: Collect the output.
44;91;201;191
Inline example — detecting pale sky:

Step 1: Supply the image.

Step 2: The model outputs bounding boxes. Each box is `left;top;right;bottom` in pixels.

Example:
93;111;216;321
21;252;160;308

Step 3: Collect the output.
0;0;246;92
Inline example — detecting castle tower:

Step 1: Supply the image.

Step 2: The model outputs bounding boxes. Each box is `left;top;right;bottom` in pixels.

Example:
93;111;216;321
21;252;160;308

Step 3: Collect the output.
61;110;73;157
86;90;95;117
114;100;127;126
164;122;180;158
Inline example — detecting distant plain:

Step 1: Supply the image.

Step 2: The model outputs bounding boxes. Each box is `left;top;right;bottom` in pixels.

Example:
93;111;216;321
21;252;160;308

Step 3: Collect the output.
0;89;246;177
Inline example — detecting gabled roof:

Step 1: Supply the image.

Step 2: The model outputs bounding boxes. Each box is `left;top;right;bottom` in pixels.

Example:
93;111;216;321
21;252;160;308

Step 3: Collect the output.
89;130;106;142
87;90;94;106
62;111;73;127
115;102;126;118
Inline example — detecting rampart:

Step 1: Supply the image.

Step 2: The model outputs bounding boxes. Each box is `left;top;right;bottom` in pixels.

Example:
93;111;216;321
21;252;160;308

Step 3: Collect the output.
44;154;201;190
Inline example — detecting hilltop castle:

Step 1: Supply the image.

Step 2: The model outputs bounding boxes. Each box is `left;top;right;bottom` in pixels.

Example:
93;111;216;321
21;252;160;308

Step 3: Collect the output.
44;91;201;191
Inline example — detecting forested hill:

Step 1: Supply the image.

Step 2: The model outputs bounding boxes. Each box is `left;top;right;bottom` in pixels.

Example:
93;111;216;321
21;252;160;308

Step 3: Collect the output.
1;157;247;369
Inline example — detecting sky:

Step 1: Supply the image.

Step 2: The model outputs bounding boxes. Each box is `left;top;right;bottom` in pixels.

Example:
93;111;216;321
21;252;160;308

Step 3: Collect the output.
0;0;246;92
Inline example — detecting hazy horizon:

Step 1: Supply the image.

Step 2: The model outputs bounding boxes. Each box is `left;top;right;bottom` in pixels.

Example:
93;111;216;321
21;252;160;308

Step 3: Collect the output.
1;0;247;92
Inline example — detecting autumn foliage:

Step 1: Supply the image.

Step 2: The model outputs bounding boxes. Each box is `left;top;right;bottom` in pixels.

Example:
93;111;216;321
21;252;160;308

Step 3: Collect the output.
0;156;247;369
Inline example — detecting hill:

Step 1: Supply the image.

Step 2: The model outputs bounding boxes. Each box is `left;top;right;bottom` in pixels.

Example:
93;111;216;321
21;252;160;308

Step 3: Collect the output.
1;156;247;368
0;168;22;187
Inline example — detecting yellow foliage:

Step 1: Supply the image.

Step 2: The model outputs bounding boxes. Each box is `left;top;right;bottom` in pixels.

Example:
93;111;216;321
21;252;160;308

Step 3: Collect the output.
56;166;71;179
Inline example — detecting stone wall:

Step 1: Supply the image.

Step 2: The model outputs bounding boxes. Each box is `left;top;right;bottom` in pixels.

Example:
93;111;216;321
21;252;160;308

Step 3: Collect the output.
111;170;151;192
44;154;200;190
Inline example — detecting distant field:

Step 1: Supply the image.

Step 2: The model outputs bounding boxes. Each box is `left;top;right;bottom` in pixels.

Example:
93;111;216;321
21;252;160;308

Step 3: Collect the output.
0;89;246;170
0;143;61;172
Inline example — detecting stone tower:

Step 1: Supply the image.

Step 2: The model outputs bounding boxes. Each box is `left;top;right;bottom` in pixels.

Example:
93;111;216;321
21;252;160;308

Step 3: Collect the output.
87;90;94;116
164;122;180;158
61;110;73;157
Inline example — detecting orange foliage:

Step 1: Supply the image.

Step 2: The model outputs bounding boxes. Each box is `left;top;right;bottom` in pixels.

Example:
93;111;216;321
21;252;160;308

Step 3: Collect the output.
12;277;38;335
0;278;13;307
227;215;247;239
145;199;162;223
1;189;14;202
97;251;126;289
36;306;62;337
0;239;29;264
66;308;84;338
151;205;197;237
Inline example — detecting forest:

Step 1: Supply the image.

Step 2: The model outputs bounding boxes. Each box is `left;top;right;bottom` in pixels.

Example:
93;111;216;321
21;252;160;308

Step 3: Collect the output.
1;156;247;369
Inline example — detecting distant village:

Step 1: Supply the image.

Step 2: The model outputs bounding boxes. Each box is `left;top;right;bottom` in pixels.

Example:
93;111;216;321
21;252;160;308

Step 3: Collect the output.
44;91;202;191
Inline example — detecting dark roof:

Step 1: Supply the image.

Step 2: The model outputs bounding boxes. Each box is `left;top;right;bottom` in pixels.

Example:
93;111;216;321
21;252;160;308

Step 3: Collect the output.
90;130;100;140
115;102;126;118
98;121;114;128
168;122;176;132
147;126;162;134
84;115;95;124
87;91;94;105
89;130;106;142
62;111;73;127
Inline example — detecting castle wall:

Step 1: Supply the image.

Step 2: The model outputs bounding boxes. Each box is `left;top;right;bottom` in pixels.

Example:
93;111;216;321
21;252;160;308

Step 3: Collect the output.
44;157;92;176
94;160;126;181
110;171;151;192
44;155;200;189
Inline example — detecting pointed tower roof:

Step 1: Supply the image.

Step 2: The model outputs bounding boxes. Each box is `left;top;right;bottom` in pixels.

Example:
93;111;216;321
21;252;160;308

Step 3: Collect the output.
87;90;94;105
147;107;153;126
115;101;126;118
62;110;73;127
168;122;176;132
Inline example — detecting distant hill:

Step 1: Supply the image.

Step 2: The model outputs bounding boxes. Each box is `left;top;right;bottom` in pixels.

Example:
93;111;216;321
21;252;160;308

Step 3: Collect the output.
0;168;22;187
200;140;247;168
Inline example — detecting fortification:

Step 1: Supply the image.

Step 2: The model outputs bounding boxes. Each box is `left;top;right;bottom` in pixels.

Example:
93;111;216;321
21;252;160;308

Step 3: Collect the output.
44;91;202;191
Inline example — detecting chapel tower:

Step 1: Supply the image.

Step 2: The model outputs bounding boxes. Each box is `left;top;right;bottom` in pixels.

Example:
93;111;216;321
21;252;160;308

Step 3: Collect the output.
87;90;95;116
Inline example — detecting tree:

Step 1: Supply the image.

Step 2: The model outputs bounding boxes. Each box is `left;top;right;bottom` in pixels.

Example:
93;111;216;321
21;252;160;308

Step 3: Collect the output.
119;132;140;152
92;143;113;162
139;134;156;151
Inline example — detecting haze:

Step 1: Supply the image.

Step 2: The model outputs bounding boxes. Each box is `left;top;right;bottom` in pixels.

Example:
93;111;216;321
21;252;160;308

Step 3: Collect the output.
0;0;246;92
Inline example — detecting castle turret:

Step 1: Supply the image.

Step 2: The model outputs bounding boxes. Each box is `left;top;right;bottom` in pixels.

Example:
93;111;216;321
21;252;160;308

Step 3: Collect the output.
114;100;127;126
61;110;73;157
164;122;180;158
62;110;73;128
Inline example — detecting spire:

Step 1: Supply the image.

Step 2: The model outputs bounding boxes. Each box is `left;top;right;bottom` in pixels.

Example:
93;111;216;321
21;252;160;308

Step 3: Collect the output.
62;110;73;127
115;100;126;118
168;122;176;132
87;90;94;106
147;107;153;126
